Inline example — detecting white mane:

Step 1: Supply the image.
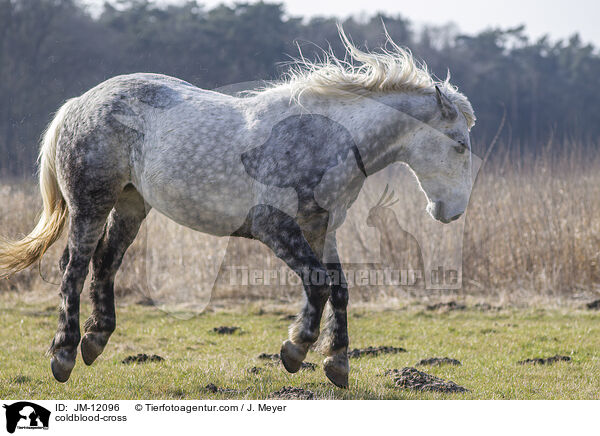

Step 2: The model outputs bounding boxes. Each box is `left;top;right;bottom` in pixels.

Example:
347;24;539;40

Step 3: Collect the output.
263;26;476;129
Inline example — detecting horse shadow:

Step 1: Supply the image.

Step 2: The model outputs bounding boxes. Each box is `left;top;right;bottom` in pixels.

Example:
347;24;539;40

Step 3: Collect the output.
240;114;366;218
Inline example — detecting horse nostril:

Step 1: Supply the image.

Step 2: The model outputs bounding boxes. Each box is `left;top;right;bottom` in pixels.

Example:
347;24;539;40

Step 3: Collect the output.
432;201;462;223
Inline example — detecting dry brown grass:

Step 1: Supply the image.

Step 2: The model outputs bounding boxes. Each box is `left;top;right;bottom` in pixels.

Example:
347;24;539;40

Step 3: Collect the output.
463;142;600;302
1;142;599;306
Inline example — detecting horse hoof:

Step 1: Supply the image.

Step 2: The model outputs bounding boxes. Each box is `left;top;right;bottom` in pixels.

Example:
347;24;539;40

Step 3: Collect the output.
280;340;307;373
81;333;105;366
324;354;349;388
50;352;75;383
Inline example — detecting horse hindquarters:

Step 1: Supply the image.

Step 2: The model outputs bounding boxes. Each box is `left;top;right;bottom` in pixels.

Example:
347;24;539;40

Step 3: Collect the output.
49;99;139;382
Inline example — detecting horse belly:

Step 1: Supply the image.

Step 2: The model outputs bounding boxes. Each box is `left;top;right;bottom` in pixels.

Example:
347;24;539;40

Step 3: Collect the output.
136;170;254;236
134;159;298;237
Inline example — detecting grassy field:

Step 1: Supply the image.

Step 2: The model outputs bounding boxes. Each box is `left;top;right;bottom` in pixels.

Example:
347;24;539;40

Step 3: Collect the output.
1;145;599;400
1;296;598;400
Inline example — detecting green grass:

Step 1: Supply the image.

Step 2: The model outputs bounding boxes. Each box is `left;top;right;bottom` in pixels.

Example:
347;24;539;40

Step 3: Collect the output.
0;299;599;399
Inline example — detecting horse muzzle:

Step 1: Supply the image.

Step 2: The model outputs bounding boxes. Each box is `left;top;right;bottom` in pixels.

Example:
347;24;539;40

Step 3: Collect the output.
429;201;463;224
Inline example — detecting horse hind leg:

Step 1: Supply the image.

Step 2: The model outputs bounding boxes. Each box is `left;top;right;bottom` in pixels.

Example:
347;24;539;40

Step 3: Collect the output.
50;204;116;382
81;185;148;366
49;159;130;381
320;261;350;388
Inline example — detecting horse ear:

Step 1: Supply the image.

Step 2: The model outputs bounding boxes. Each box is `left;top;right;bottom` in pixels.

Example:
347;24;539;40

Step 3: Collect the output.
435;85;458;121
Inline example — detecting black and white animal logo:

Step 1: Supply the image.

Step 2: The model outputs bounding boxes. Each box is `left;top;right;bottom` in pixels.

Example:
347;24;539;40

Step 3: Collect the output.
3;402;50;433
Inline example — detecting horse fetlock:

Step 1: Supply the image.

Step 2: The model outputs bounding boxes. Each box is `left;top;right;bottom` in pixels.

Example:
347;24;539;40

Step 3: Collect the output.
323;350;349;388
280;339;311;373
49;327;81;352
83;314;115;335
289;317;320;345
327;328;349;354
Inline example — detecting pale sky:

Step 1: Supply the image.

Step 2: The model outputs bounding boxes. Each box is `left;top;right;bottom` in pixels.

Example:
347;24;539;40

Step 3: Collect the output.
92;0;596;46
283;0;597;45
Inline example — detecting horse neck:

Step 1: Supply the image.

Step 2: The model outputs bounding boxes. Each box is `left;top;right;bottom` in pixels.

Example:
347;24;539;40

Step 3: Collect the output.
246;89;432;177
314;92;432;177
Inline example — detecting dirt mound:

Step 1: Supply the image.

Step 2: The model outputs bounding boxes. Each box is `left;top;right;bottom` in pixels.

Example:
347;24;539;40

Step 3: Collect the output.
257;353;317;370
586;299;600;310
416;357;462;366
300;362;317;371
518;355;571;365
136;297;155;306
212;326;240;334
348;346;406;358
269;386;314;400
204;383;223;393
258;352;280;361
473;302;502;311
121;353;164;364
203;383;246;394
426;301;466;311
390;367;468;393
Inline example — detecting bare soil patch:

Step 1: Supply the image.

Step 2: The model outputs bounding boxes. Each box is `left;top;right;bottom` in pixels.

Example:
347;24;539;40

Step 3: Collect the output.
389;367;469;393
425;301;466;311
269;386;315;400
473;303;503;311
135;297;155;306
121;354;164;364
212;326;240;334
416;357;462;366
518;355;571;365
257;352;317;370
257;352;280;361
348;346;406;358
203;383;247;395
586;299;600;310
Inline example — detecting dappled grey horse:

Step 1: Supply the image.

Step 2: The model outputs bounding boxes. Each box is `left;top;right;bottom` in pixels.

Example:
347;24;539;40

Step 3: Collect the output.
0;31;475;387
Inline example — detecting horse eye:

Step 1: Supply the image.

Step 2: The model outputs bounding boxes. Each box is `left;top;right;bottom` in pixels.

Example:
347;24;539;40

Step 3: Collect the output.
454;140;466;154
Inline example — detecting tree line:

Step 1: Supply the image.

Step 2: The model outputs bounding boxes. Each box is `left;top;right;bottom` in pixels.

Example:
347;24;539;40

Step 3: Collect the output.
1;0;599;175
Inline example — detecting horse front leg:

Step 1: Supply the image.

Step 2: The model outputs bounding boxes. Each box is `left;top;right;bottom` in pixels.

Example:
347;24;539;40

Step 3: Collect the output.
299;215;349;388
237;205;331;374
321;232;350;388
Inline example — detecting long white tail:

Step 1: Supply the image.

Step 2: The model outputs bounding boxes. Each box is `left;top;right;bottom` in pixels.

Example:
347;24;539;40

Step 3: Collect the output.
0;99;77;278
